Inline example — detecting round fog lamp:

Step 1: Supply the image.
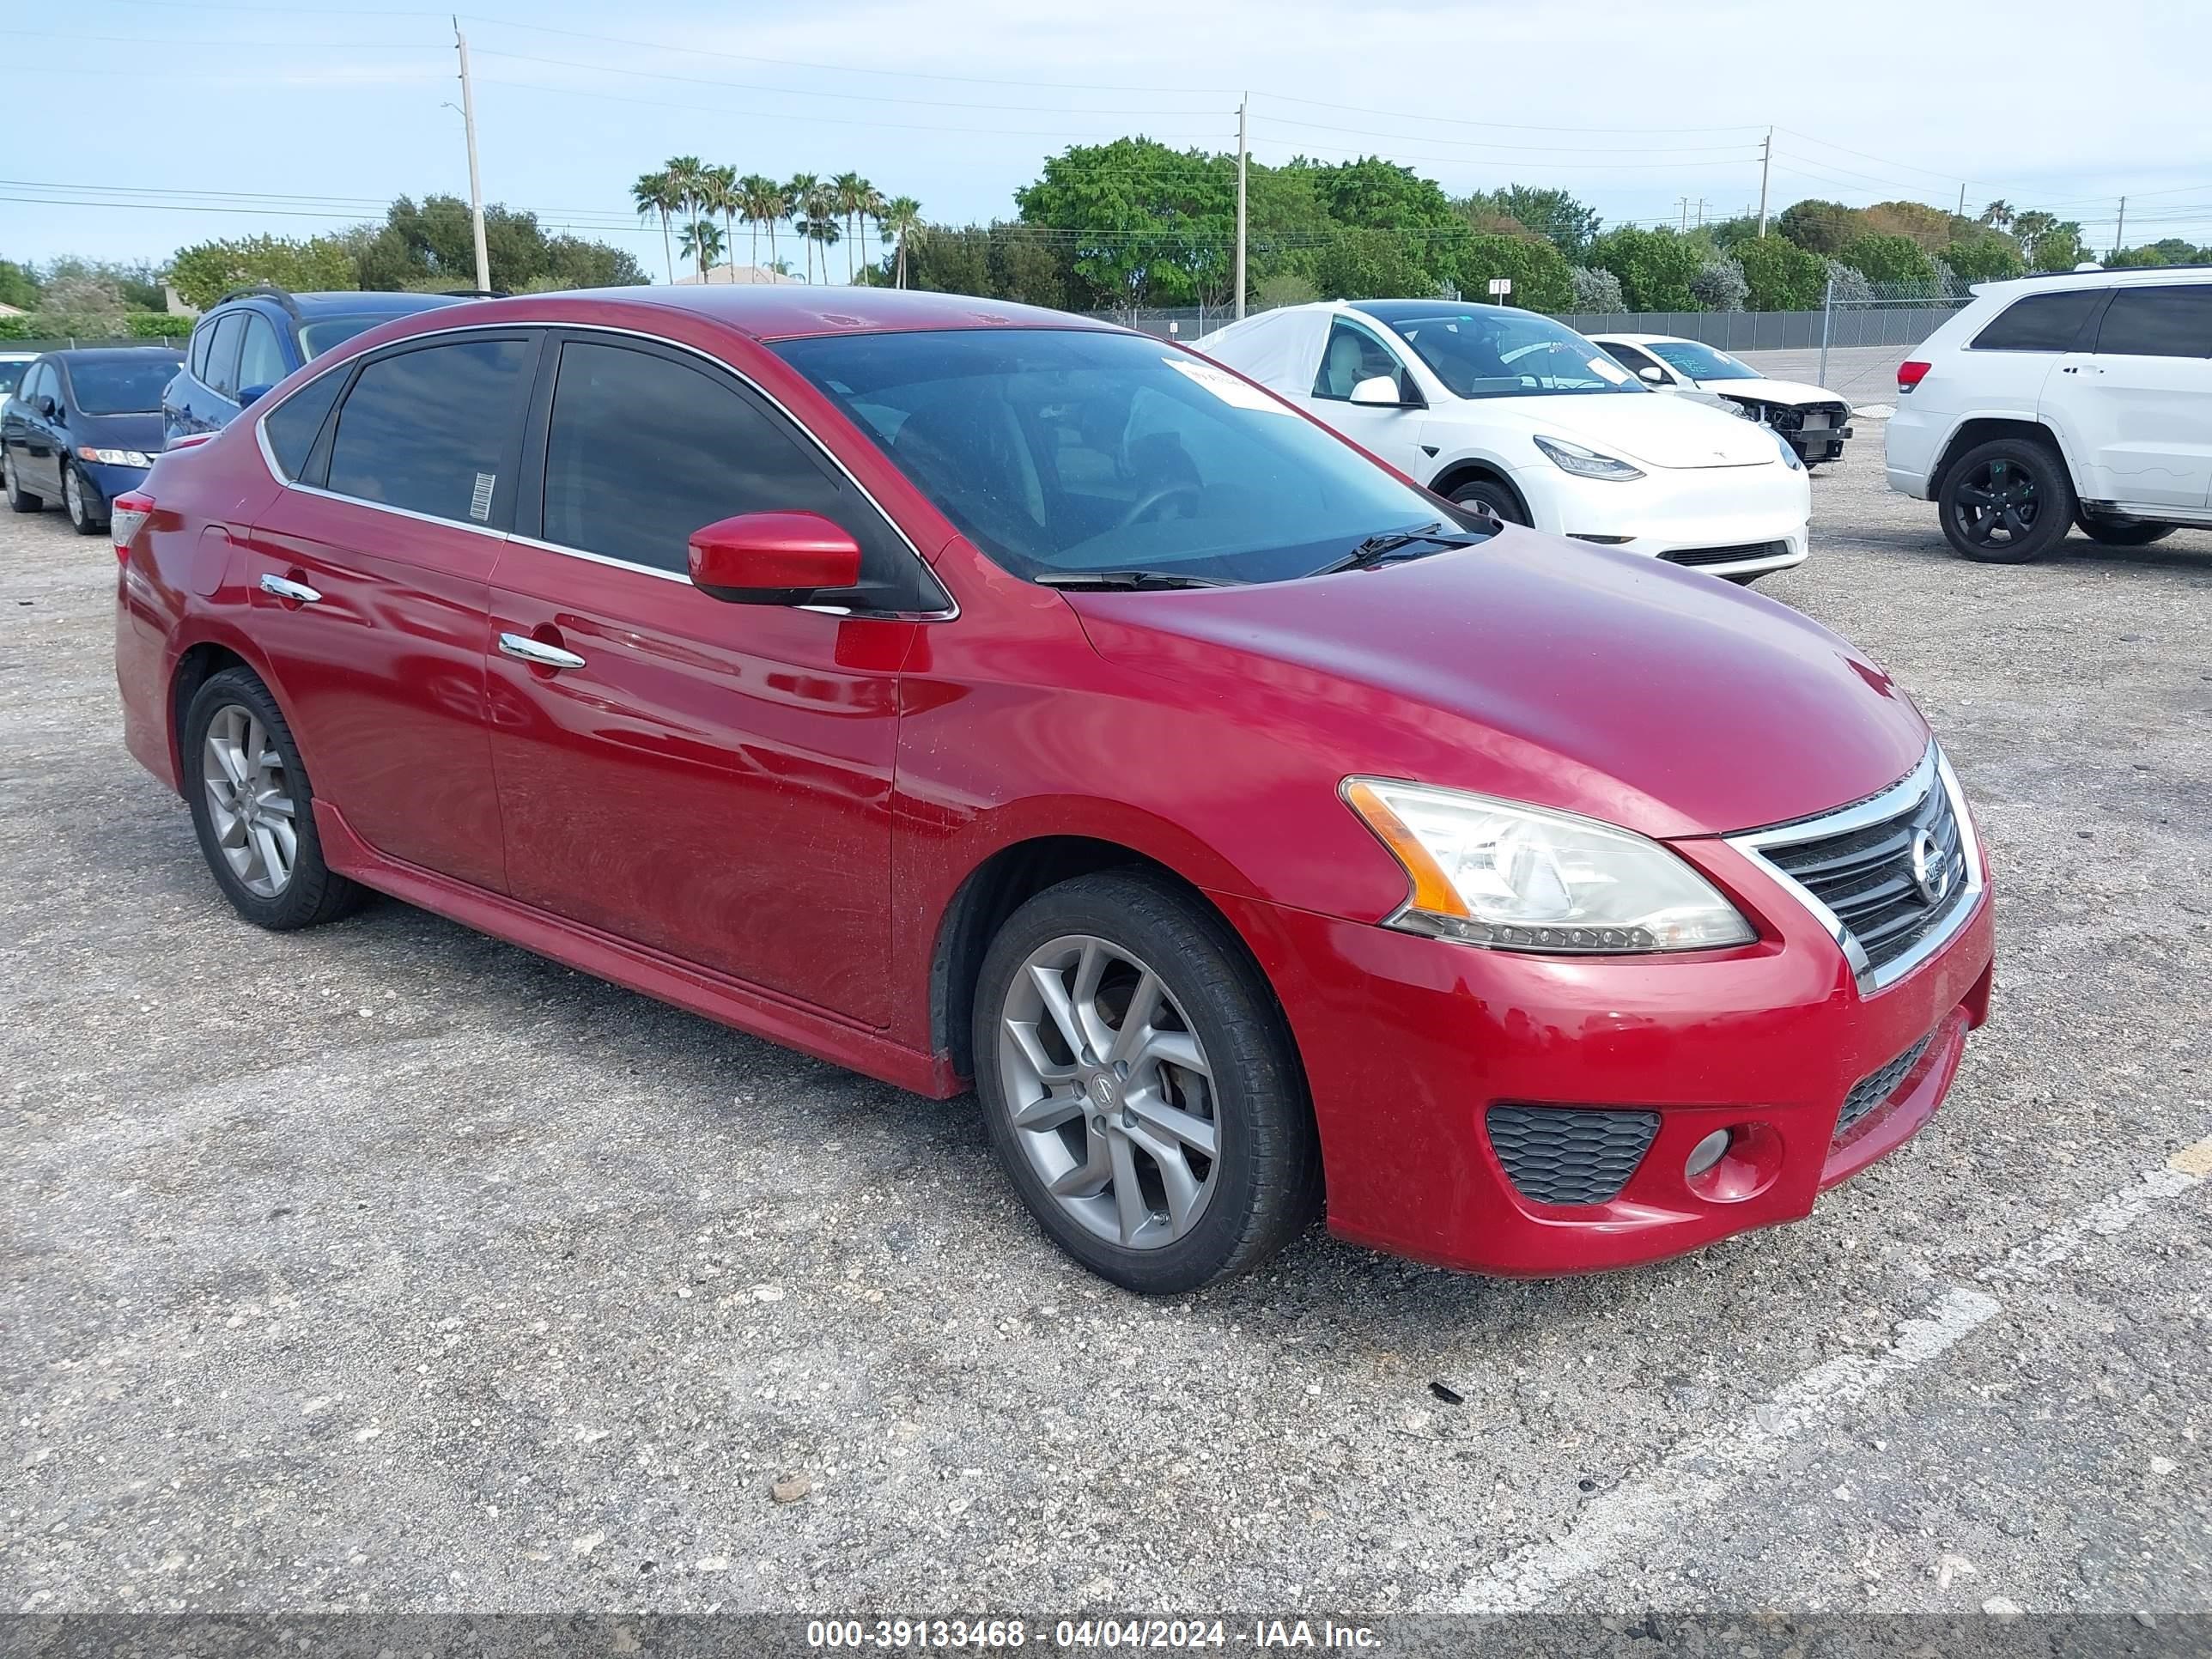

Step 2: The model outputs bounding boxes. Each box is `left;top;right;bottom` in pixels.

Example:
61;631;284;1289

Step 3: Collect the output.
1685;1128;1732;1178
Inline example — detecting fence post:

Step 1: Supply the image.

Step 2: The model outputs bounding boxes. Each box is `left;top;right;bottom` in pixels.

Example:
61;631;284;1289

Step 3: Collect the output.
1818;275;1834;388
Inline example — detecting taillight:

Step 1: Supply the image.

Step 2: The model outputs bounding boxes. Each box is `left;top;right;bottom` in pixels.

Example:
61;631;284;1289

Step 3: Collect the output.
110;491;154;562
1897;360;1931;393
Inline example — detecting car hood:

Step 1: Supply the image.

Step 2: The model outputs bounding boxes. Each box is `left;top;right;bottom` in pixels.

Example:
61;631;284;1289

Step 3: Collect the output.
1700;375;1848;410
74;409;165;456
1068;529;1929;839
1454;392;1784;469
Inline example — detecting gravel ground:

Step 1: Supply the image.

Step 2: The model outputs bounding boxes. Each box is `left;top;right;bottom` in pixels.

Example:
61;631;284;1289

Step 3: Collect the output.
3;431;2209;1620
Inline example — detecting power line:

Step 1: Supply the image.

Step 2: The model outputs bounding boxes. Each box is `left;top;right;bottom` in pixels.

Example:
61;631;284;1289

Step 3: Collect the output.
1243;112;1763;156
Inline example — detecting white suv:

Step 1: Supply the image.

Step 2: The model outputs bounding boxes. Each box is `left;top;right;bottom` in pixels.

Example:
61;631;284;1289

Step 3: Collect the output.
1887;267;2212;562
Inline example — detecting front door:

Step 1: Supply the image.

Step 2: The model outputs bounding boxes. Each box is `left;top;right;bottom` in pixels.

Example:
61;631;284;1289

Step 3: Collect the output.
484;332;920;1027
1309;316;1431;477
238;331;539;891
2046;283;2212;511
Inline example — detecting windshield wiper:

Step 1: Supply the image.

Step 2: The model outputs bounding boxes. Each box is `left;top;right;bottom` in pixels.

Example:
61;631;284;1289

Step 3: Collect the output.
1034;570;1233;592
1312;522;1486;576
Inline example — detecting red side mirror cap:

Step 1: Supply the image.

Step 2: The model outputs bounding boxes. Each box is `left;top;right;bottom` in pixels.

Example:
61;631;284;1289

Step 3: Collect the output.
688;512;863;604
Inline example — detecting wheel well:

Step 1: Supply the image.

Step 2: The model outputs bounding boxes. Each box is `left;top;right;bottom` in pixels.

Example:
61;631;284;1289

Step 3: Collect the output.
1932;418;2071;498
1427;461;1526;517
171;643;249;777
929;836;1203;1079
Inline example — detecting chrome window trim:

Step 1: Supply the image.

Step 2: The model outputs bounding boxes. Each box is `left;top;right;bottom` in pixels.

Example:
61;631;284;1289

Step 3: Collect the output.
251;318;956;620
1724;742;1984;995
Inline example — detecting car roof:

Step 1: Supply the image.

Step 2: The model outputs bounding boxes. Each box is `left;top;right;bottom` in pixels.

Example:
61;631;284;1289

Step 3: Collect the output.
1972;264;2212;298
1588;332;1688;346
1351;298;1523;324
557;283;1120;342
41;347;183;363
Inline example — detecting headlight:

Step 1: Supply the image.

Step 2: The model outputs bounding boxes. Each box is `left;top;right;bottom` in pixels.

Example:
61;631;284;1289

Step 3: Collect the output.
1342;778;1755;954
1771;428;1803;471
77;447;154;468
1533;434;1644;483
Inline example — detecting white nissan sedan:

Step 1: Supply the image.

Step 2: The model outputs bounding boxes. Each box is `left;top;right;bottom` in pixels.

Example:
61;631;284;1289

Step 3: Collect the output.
1200;301;1811;582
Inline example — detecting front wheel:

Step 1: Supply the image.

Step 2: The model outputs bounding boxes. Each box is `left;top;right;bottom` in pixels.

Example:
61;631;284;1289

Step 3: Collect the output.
63;461;105;535
1448;477;1530;526
2075;516;2174;547
1939;438;2075;563
972;870;1322;1294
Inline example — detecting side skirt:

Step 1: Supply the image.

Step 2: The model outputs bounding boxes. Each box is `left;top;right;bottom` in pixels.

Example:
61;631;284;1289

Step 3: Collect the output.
313;800;963;1100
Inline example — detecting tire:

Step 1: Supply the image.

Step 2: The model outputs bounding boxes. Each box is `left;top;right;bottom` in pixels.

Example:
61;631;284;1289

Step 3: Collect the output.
2075;516;2174;547
1938;437;2075;563
3;447;41;513
63;461;105;535
971;869;1322;1294
183;667;366;931
1448;477;1530;526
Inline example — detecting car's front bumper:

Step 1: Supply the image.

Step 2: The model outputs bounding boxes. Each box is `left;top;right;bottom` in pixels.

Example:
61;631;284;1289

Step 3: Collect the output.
81;459;151;506
1513;458;1812;580
1216;837;1995;1277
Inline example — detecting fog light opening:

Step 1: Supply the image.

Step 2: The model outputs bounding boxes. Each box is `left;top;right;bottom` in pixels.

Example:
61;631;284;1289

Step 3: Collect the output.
1684;1128;1732;1178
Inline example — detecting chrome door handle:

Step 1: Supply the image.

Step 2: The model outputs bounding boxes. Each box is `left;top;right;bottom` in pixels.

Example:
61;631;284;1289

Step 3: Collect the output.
258;574;322;604
499;632;586;671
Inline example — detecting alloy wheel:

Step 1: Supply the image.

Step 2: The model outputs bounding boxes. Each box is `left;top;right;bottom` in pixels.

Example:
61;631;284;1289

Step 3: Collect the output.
1949;458;2040;551
64;465;86;526
996;933;1220;1250
201;704;298;898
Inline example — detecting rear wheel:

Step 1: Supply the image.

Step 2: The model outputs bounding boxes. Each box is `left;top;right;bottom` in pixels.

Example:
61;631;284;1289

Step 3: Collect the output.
3;447;41;513
1448;477;1530;526
2075;516;2174;547
972;870;1322;1294
1938;438;2075;563
63;461;104;535
183;667;366;930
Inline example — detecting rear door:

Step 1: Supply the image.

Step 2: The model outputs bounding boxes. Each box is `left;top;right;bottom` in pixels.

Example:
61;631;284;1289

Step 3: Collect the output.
199;313;246;434
234;313;291;406
2048;283;2212;510
238;330;539;890
484;331;922;1024
12;364;62;493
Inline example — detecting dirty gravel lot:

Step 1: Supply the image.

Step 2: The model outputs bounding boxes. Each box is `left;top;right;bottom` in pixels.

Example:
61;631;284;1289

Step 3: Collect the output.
3;429;2209;1618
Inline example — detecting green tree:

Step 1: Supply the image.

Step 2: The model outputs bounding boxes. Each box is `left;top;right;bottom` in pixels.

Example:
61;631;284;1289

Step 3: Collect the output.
0;258;38;310
831;172;872;284
168;234;357;308
700;165;739;281
1311;228;1432;301
1455;232;1572;312
1016;138;1233;311
1837;233;1937;288
879;196;923;289
633;169;683;283
737;174;787;276
1775;199;1872;256
1862;200;1960;252
1584;225;1708;309
1733;234;1828;308
1457;185;1600;257
678;217;726;274
1942;232;2025;283
2009;210;2087;270
786;174;823;281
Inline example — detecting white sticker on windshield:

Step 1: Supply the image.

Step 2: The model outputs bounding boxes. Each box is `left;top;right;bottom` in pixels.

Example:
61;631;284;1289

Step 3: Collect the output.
1587;356;1630;384
1164;356;1291;413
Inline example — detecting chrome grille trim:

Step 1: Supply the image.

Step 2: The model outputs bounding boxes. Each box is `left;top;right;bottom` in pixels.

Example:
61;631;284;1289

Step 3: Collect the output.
1725;743;1984;995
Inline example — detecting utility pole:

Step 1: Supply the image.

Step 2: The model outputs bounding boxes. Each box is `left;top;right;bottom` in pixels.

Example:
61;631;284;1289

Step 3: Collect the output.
1694;198;1709;228
454;19;490;295
1677;197;1691;230
1756;128;1771;237
2113;195;2127;257
1234;94;1248;320
1956;182;1966;222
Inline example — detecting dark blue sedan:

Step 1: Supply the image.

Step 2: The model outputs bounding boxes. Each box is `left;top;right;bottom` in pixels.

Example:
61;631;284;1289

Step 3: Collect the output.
3;349;182;534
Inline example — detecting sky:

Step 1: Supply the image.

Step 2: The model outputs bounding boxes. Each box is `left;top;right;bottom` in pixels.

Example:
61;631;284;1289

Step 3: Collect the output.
7;0;2204;279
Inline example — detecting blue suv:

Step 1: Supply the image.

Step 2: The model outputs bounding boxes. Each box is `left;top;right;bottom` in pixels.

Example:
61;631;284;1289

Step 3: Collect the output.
162;287;471;448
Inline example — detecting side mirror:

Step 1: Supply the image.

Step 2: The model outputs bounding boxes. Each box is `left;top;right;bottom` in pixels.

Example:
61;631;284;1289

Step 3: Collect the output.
41;397;61;421
236;384;272;409
1638;365;1668;385
689;511;863;605
1349;374;1408;408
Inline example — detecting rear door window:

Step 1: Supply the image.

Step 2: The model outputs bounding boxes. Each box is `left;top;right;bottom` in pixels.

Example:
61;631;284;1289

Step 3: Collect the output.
1969;289;2106;352
188;321;211;382
2093;285;2212;358
236;315;290;393
204;314;246;399
324;336;536;525
534;336;926;605
260;371;347;481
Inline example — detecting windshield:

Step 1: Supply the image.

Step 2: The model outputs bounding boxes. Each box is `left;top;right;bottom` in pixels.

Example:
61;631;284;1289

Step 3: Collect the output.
1645;340;1761;382
1369;309;1645;400
68;356;179;415
0;362;27;397
773;328;1479;586
299;316;388;357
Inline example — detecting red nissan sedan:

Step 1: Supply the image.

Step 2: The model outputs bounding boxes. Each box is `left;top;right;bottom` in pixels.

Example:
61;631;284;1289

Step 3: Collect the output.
112;288;1994;1294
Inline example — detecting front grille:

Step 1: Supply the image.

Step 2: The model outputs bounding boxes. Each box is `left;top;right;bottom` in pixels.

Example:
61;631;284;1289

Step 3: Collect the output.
1662;540;1790;568
1767;402;1849;435
1749;761;1971;981
1835;1031;1934;1142
1486;1105;1659;1206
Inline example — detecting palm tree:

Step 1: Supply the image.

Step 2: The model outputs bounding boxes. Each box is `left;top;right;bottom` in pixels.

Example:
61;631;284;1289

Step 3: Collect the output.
832;172;871;284
855;182;888;284
665;156;709;276
703;165;739;281
1979;199;2015;233
632;168;684;283
800;210;842;283
737;173;783;276
879;196;922;289
786;173;821;282
678;217;726;275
